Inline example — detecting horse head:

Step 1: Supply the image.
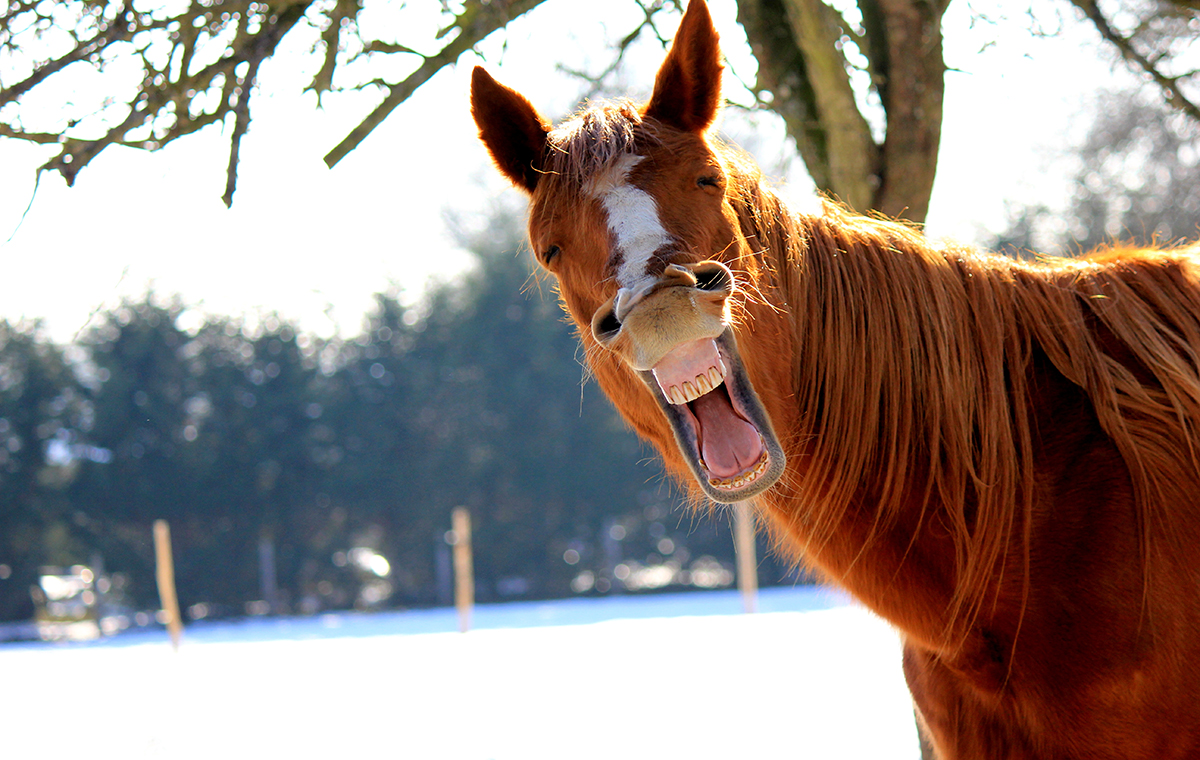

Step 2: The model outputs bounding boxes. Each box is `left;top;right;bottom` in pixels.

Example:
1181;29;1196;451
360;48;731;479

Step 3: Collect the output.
470;0;785;503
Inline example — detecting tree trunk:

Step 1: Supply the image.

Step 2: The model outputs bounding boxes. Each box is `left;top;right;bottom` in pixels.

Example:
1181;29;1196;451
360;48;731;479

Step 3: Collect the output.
867;0;949;221
738;0;949;223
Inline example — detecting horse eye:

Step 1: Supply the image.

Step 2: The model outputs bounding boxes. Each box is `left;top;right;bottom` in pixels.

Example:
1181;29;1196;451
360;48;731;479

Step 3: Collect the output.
541;245;561;265
697;175;722;190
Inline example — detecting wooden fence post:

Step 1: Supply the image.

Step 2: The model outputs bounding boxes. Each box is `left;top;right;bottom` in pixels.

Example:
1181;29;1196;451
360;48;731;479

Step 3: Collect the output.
733;501;758;614
451;507;474;633
153;520;184;651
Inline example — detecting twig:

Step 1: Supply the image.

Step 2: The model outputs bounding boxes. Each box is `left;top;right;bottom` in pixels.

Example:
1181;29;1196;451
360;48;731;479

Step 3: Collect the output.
1070;0;1200;123
2;169;42;246
324;0;549;168
555;0;669;100
71;266;130;344
221;2;309;206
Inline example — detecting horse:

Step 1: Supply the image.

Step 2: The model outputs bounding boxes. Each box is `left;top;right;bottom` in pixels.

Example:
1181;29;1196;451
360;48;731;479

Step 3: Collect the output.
469;0;1200;756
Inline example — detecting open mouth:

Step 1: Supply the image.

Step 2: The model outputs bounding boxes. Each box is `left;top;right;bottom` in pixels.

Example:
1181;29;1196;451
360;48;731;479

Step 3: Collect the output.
641;328;785;503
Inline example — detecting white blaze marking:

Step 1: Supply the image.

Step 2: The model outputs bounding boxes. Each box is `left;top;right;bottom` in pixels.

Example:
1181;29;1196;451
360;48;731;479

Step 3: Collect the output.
587;154;673;319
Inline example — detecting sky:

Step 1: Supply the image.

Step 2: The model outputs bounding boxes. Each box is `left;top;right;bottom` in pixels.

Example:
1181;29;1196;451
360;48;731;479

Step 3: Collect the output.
0;0;1137;344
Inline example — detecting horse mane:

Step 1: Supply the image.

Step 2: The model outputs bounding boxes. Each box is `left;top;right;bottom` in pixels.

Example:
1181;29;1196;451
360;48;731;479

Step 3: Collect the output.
721;143;1200;643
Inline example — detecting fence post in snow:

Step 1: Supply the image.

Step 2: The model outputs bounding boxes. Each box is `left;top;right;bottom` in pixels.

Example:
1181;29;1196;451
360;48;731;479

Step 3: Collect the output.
451;507;474;633
153;519;184;650
733;502;758;614
258;534;279;614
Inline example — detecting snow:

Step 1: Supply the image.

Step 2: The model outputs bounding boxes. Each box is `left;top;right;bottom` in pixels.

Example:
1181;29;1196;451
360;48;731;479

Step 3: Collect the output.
0;587;921;759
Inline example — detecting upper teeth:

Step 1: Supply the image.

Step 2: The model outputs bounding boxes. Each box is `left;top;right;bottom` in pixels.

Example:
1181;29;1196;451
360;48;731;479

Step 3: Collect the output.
665;365;726;405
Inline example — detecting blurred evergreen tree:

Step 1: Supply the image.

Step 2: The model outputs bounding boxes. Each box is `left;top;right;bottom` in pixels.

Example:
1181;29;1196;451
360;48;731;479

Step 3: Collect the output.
67;298;200;609
319;290;436;605
67;300;344;613
0;320;87;621
181;315;331;613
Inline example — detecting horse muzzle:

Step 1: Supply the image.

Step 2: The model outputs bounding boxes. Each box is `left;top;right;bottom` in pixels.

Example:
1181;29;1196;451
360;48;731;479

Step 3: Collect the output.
589;260;786;503
590;260;734;371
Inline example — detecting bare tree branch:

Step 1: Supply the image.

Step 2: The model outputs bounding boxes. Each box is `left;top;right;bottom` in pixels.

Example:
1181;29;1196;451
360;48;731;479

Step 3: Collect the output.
323;0;549;168
556;0;673;101
0;3;133;109
310;0;364;101
1;0;1195;215
221;2;310;206
1070;0;1200;123
1;1;301;194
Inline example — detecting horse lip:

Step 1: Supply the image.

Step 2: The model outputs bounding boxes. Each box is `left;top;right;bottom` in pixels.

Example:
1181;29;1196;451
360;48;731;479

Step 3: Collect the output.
640;327;786;503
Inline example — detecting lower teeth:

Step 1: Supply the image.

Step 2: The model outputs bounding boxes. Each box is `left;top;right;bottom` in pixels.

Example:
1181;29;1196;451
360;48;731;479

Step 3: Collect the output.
708;450;770;490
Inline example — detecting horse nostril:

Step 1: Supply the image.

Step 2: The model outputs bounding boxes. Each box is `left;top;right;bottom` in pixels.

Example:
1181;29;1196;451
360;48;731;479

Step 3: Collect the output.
591;302;622;343
692;261;733;293
596;311;621;337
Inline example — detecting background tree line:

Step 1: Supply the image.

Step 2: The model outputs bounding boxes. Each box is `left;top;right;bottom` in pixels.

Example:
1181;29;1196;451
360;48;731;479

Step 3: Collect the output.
0;206;799;624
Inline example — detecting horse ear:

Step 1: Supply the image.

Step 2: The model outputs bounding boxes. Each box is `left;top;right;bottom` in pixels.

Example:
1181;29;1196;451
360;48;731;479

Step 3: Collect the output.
471;66;550;193
643;0;723;133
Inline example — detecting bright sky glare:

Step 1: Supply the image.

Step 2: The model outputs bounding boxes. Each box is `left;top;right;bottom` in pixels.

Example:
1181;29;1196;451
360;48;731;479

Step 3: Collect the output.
0;0;1135;343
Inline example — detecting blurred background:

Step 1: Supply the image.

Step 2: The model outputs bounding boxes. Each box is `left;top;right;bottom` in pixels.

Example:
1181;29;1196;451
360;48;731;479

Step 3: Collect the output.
0;0;1196;641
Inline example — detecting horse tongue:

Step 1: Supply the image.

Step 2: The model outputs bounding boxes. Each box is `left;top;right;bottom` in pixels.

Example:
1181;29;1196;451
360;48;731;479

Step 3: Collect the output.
691;390;763;478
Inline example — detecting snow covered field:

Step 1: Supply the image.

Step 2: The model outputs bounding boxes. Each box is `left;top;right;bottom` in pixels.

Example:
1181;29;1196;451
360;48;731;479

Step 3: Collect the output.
1;586;921;759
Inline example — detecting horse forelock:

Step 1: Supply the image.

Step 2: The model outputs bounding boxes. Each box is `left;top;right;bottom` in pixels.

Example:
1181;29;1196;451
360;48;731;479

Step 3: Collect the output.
542;100;660;195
